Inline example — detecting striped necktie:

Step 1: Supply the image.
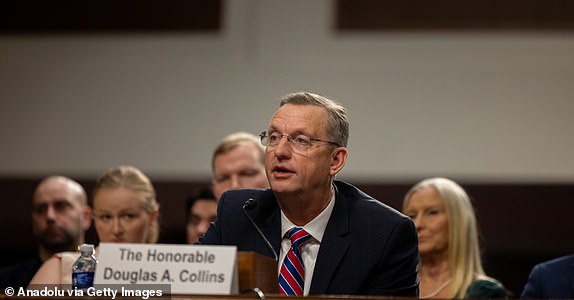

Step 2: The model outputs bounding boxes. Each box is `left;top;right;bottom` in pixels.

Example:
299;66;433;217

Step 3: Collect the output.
279;227;311;296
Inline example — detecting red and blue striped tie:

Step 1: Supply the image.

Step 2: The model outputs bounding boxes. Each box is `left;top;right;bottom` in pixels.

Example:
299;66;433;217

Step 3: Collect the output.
279;227;311;296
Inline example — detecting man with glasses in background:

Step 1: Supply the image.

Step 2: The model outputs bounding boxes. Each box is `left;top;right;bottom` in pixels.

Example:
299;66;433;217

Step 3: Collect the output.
200;92;419;296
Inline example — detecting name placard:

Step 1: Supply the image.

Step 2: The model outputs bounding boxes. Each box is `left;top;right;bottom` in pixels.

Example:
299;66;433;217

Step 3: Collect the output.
94;243;238;295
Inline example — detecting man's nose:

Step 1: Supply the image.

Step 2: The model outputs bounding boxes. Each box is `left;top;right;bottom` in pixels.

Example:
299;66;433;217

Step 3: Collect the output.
273;135;293;158
229;175;241;189
197;221;210;235
45;205;57;221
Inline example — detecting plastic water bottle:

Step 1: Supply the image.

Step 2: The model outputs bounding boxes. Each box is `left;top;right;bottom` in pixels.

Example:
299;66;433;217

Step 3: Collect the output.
72;244;97;289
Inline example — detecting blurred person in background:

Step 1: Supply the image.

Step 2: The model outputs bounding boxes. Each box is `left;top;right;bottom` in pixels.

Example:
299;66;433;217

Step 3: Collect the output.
185;187;217;244
29;165;159;285
521;253;574;299
403;177;507;299
0;176;90;288
211;132;269;199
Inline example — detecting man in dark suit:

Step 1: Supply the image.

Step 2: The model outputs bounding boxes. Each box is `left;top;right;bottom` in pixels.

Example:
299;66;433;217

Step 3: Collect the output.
200;92;419;296
521;254;574;299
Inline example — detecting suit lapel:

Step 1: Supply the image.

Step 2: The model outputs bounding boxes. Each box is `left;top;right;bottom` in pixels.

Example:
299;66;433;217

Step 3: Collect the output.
252;191;282;260
309;184;351;294
262;207;282;259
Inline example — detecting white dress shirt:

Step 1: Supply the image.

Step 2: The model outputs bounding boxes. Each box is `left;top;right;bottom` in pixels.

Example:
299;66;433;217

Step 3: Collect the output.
278;188;335;296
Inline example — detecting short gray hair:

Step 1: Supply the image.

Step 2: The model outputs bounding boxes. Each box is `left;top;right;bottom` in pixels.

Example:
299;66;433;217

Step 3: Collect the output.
280;92;349;147
211;132;265;171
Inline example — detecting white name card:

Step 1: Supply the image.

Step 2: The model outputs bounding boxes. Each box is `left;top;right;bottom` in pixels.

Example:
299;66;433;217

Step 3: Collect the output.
94;243;238;295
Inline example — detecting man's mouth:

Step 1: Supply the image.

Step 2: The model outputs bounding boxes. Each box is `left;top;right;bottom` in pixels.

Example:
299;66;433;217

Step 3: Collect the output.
272;165;293;173
272;165;295;179
44;226;66;236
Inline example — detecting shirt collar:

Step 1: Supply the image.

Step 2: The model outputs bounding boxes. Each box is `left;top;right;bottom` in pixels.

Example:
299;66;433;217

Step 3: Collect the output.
280;184;336;243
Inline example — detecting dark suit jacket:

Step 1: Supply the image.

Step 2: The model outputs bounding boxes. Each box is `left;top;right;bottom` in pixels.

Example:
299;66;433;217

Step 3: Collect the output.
0;256;42;288
199;180;419;296
521;254;574;298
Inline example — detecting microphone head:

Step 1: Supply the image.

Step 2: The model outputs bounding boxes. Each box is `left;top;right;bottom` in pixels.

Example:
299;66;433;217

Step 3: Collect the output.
243;198;258;210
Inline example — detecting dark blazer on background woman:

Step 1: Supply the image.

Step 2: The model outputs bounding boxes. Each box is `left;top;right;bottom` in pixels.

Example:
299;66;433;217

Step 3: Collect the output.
521;254;574;299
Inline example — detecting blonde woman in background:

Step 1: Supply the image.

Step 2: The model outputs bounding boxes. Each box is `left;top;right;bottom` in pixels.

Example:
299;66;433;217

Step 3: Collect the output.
29;165;160;285
403;177;506;299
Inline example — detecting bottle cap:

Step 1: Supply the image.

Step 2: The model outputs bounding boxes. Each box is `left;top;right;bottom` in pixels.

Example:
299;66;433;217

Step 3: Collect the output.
79;244;95;256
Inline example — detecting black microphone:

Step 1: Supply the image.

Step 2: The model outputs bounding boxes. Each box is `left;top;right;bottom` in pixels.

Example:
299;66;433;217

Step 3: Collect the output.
242;198;278;262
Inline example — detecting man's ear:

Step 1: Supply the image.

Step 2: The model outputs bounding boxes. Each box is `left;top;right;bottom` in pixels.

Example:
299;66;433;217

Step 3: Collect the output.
82;206;92;231
329;147;348;176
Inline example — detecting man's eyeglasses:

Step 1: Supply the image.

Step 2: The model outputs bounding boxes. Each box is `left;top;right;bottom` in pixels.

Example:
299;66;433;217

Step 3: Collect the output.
260;131;340;152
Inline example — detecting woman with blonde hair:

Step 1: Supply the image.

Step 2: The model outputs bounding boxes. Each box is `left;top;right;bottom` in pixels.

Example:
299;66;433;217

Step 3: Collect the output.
403;177;506;299
92;165;159;244
29;165;160;285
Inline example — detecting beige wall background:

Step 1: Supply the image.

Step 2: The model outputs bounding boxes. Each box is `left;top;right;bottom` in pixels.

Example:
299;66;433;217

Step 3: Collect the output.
1;0;573;183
